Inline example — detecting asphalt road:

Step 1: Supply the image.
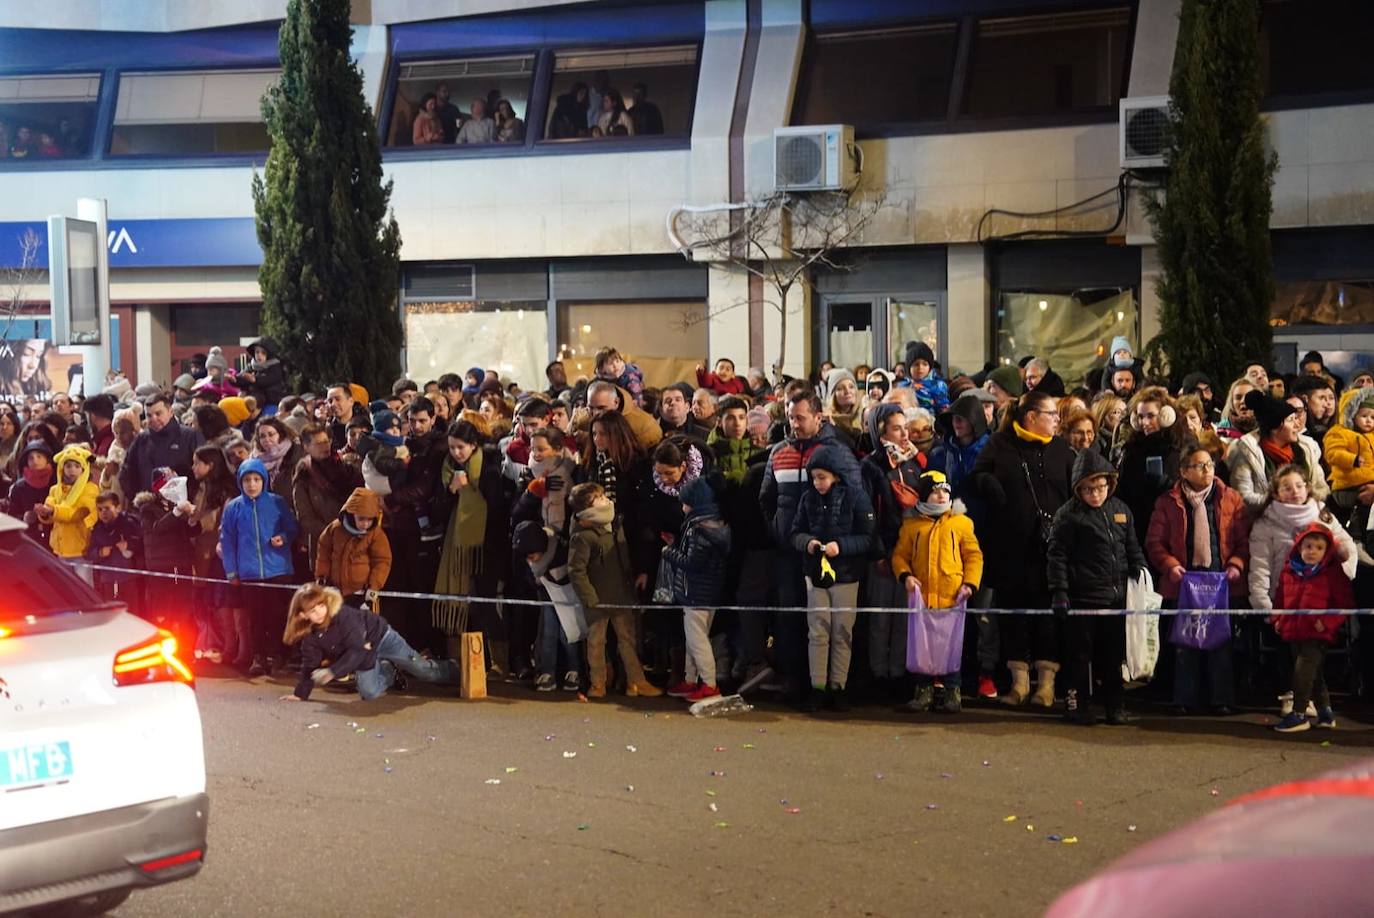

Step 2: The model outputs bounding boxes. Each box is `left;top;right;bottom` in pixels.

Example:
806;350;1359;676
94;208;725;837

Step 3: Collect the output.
117;675;1374;918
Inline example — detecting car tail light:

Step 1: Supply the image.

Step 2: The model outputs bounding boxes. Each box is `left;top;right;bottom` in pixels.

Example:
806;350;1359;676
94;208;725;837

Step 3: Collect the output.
113;629;194;688
138;848;204;874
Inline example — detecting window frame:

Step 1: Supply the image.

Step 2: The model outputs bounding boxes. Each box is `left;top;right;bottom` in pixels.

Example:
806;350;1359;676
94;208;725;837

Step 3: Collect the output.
793;2;1137;139
1259;0;1374;111
382;52;541;153
0;69;105;168
104;65;281;161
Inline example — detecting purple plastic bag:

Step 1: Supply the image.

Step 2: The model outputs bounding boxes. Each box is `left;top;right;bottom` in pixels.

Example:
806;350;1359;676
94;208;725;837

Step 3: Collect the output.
1170;571;1231;651
905;583;967;676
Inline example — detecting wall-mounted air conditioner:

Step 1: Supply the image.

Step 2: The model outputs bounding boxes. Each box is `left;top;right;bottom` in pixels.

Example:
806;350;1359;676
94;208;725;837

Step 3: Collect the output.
1120;96;1171;169
773;124;856;192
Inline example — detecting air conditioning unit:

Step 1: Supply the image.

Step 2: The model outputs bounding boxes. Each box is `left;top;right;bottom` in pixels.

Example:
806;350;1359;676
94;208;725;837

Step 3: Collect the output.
1120;96;1171;169
773;124;856;192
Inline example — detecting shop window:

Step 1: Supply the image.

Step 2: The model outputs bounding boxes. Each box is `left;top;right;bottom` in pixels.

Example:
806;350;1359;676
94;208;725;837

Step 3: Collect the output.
1271;280;1374;327
0;73;100;161
110;69;277;156
406;301;548;387
795;25;958;128
172;304;260;347
544;45;697;141
387;55;536;148
962;8;1130;120
558;300;706;387
1262;0;1374;101
995;288;1136;387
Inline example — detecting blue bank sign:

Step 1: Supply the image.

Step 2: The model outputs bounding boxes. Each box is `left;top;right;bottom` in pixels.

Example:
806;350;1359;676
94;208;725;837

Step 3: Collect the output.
0;217;262;270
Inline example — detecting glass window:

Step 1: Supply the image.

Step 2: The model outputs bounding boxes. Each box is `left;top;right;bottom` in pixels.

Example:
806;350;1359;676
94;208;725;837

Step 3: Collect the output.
172;304;260;346
887;299;940;367
995;288;1136;385
0;73;100;161
796;25;958;127
963;8;1130;119
1271;281;1374;327
387;55;535;148
110;69;278;156
407;301;549;387
558;301;706;386
1262;0;1374;100
545;46;697;141
826;302;873;370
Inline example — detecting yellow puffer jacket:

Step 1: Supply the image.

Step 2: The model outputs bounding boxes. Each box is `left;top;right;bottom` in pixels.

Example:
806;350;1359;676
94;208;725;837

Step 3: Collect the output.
1323;387;1374;492
46;445;99;558
890;508;983;610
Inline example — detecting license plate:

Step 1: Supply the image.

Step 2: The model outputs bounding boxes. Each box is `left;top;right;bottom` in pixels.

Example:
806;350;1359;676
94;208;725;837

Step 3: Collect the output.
1;742;73;790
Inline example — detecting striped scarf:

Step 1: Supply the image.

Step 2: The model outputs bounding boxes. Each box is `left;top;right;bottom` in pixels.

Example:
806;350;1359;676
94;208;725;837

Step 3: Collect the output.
595;450;619;504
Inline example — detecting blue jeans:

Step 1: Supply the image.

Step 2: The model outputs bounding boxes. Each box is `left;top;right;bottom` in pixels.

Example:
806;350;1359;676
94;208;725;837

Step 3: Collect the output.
1173;644;1235;708
356;628;460;701
537;603;582;676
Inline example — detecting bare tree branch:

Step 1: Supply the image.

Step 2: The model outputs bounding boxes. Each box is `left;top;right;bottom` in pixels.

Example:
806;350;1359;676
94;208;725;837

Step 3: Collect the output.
2;228;43;347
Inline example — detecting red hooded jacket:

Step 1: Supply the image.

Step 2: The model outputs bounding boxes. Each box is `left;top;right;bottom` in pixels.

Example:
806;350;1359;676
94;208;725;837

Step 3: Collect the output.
1274;523;1351;644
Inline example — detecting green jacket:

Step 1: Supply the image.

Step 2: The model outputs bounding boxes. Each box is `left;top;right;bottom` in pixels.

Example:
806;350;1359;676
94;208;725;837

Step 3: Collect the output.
568;524;636;611
708;428;761;485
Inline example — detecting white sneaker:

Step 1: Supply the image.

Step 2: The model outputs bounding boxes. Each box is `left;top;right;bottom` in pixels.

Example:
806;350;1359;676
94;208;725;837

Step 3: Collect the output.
1306;701;1318;717
1278;692;1294;716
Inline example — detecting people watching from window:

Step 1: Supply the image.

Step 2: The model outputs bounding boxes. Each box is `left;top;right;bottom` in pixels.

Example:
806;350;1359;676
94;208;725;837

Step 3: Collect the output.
434;82;464;144
8;124;33;159
549;82;589;140
412;92;444;146
629;83;664;135
586;70;611;130
495;99;524;143
456;99;495;144
597;89;635;137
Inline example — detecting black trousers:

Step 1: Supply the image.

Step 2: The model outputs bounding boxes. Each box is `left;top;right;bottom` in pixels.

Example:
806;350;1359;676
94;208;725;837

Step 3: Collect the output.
998;590;1061;665
1066;615;1125;708
241;575;295;662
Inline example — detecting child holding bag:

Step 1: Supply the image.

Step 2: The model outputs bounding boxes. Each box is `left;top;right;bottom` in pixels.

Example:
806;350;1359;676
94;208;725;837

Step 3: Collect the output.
891;470;982;713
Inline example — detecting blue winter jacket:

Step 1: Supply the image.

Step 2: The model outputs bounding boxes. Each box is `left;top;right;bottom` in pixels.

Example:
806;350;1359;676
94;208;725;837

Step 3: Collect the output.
928;431;991;529
220;457;300;581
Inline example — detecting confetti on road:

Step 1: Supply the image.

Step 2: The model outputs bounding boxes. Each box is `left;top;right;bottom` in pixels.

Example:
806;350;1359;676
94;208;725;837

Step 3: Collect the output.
1026;825;1035;832
982;760;991;767
346;721;359;728
713;746;726;752
563;751;578;759
354;727;367;734
545;735;556;741
587;742;597;748
708;803;719;812
1061;837;1079;845
505;767;518;774
1003;815;1018;823
577;824;590;831
1321;741;1332;747
626;745;638;752
713;821;730;829
925;804;939;811
786;808;801;815
1047;834;1062;842
757;728;767;734
1128;825;1137;832
626;785;634;792
875;773;885;780
425;735;437;742
1210;788;1220;797
940;772;953;779
709;770;726;777
384;766;392;774
706;790;717;797
374;733;384;739
485;779;502;785
742;744;755;749
306;723;320;729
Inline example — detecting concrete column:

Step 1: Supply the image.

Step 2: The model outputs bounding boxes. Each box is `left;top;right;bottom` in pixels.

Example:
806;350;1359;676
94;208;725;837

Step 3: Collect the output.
134;304;172;387
707;263;753;371
1139;244;1162;350
946;243;990;376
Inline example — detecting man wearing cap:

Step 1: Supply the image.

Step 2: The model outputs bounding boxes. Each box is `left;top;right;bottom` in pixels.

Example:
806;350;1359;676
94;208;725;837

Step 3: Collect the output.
1226;389;1328;512
119;391;204;498
658;382;710;441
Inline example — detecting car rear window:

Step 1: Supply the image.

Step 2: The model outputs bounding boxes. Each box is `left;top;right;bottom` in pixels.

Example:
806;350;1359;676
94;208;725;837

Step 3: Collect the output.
0;531;104;619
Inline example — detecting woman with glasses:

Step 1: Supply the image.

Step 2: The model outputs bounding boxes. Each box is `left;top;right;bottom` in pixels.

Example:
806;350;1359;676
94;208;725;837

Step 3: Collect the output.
1145;440;1250;715
968;389;1074;707
1117;386;1184;546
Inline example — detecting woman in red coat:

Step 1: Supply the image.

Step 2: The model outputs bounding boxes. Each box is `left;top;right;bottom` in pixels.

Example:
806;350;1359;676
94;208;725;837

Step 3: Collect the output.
1145;440;1250;715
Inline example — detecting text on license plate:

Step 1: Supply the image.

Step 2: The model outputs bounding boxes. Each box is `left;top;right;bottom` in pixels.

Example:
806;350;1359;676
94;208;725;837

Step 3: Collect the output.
1;742;73;789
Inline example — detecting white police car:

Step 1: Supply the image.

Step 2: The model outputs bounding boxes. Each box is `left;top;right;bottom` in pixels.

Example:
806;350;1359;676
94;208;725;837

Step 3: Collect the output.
0;514;208;916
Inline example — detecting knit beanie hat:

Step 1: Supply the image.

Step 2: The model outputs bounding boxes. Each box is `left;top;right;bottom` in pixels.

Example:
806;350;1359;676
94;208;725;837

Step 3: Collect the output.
745;406;771;438
680;476;718;515
825;367;856;394
511;519;550;557
805;444;848;478
204;346;229;373
172;373;197;393
1244;389;1295;435
865;368;893;398
986;365;1025;398
916;469;951;502
1109;336;1133;368
219;396;250;427
372;409;401;436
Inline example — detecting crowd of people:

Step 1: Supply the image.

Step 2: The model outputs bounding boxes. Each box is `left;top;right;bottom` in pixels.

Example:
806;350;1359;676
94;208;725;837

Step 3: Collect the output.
409;83;526;146
0;115;85;159
2;332;1369;733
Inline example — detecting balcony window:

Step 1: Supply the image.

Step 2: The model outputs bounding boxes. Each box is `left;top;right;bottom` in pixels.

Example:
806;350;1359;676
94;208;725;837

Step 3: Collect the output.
110;69;278;156
387;55;536;147
0;73;100;161
1271;281;1374;328
795;25;958;128
544;45;697;141
963;8;1130;119
995;288;1137;385
1262;0;1374;101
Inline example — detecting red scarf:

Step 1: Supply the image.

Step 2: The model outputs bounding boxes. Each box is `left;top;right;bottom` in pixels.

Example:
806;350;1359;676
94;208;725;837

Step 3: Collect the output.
1260;436;1294;467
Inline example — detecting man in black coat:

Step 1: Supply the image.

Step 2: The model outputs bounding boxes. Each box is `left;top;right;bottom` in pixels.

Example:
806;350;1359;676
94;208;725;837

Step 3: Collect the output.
380;396;447;648
120;392;204;497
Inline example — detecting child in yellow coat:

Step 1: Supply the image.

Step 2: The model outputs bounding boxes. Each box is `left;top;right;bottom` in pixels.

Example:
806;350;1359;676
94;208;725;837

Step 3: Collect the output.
890;470;983;713
40;445;99;558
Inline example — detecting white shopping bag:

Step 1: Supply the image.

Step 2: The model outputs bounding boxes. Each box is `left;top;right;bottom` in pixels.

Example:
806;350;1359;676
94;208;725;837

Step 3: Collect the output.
1122;569;1161;684
541;578;588;643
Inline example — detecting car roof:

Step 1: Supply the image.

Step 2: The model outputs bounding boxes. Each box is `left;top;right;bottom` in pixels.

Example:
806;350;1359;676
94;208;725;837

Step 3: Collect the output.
0;511;27;534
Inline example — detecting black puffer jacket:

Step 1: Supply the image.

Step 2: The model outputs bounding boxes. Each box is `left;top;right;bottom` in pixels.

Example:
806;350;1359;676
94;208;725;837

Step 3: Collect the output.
663;513;732;607
1046;449;1147;609
788;479;876;585
1115;427;1180;546
967;428;1075;598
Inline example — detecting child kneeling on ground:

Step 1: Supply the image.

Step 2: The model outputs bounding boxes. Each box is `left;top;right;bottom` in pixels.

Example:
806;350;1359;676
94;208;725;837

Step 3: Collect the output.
280;583;459;702
567;482;662;699
789;445;876;712
1272;523;1350;733
1047;449;1147;725
663;477;732;702
891;470;982;713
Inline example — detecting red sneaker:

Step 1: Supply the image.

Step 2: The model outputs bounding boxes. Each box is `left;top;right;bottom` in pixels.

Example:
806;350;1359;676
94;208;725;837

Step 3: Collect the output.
977;676;998;699
667;680;698;698
686;683;721;702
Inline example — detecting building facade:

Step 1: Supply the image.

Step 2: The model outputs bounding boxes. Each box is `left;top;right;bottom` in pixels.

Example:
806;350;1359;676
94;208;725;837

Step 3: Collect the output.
1;0;1372;390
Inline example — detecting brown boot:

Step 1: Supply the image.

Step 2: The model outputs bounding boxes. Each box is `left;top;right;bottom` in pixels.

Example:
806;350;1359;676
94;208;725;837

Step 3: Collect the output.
627;680;663;698
1031;660;1059;708
587;682;607;698
1000;660;1030;705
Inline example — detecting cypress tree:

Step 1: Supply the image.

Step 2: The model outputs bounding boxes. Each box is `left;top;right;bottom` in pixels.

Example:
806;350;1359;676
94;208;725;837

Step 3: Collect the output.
252;0;402;397
1143;0;1277;387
